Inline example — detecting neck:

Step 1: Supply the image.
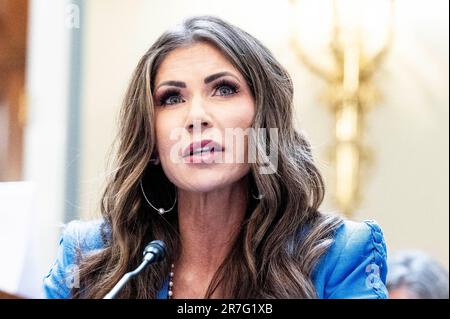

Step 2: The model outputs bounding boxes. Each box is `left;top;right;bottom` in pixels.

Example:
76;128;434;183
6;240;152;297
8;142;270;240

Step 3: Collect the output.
175;177;248;278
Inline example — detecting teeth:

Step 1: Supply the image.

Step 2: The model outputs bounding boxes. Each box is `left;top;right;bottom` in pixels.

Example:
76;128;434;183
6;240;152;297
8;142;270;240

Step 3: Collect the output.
192;147;211;155
186;144;223;157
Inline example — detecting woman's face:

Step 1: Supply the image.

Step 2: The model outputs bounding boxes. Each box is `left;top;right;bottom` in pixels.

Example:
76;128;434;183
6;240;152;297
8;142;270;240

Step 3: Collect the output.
153;42;255;193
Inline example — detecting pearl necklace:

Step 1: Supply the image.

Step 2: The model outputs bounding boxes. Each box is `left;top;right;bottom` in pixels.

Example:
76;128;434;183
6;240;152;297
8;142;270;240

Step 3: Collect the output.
168;263;175;298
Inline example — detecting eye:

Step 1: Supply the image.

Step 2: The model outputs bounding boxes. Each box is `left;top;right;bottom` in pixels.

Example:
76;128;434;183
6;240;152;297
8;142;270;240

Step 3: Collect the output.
157;89;185;106
165;95;184;105
213;80;239;97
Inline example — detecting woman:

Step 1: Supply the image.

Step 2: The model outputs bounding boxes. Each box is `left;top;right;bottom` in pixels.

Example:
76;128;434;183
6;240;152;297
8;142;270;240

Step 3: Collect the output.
44;15;388;299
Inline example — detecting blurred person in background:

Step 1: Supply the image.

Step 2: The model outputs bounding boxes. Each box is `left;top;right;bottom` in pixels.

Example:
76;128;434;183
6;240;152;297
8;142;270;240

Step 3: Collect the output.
388;250;449;299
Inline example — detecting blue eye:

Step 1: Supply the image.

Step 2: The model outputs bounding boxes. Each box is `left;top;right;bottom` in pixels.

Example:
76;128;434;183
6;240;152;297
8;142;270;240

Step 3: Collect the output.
213;80;239;97
158;89;184;106
165;95;183;105
216;86;234;96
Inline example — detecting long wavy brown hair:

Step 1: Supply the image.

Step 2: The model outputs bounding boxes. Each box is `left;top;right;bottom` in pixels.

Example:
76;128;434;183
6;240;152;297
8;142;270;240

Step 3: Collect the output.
72;15;343;299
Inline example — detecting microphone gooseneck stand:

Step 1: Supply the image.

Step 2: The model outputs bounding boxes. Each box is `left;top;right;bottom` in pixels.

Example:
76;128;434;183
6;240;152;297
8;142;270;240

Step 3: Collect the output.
103;240;167;299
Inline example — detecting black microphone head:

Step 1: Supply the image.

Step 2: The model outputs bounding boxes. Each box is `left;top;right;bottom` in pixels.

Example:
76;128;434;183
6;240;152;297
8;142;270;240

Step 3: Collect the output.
143;240;167;262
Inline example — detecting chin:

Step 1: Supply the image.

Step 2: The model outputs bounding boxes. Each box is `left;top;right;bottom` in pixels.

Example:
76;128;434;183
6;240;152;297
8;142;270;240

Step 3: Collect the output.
172;165;247;193
183;169;231;193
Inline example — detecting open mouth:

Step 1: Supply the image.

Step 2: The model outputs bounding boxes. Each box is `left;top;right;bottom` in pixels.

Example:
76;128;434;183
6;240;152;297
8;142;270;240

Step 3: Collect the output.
182;139;224;159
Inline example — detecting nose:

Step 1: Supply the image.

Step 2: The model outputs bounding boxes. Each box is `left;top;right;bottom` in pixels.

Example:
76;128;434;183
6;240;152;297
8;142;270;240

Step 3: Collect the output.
185;97;212;132
186;119;209;132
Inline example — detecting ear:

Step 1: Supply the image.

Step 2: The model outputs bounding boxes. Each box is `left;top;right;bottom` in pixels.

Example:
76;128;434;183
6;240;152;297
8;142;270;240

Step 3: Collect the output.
152;157;160;165
150;150;160;165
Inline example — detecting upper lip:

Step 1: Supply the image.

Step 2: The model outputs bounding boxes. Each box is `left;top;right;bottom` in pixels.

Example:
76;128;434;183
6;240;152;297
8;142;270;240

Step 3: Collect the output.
182;139;224;158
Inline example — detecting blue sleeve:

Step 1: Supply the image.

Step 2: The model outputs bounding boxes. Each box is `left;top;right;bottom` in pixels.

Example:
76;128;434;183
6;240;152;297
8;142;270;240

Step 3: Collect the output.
42;219;106;299
313;220;388;299
43;221;80;299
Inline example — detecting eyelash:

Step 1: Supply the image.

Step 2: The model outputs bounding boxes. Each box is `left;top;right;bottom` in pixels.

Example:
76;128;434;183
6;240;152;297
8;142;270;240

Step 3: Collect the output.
157;89;182;107
156;79;240;107
213;79;240;97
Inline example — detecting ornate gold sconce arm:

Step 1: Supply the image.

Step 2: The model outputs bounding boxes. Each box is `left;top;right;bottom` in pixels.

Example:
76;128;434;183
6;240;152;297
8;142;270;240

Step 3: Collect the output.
290;0;394;215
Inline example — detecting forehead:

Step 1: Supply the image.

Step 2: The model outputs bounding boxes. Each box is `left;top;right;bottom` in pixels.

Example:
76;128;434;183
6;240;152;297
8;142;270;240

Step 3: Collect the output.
154;42;240;85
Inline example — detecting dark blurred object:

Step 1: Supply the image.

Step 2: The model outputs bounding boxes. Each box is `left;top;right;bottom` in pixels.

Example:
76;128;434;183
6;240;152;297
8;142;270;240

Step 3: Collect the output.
0;0;28;181
0;289;22;299
387;250;449;299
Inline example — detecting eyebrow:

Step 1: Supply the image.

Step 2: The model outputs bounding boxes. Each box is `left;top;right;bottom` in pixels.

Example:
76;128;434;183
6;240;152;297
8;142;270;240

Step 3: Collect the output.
155;71;240;91
204;71;240;84
155;80;186;91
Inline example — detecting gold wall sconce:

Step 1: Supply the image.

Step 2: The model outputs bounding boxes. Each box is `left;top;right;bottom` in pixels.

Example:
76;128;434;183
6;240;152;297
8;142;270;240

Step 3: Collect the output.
290;0;395;215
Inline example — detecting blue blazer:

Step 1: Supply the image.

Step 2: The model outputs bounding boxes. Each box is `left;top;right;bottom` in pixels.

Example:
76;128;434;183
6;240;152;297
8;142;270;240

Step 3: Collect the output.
43;219;388;299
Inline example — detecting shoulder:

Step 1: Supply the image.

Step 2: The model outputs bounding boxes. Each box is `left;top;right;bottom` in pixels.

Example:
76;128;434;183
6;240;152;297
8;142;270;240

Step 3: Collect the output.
329;219;386;261
53;219;108;259
62;219;108;252
312;219;388;299
43;219;109;298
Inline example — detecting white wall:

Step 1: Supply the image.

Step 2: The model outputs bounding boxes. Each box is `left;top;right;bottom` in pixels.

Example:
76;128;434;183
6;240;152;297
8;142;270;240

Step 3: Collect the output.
77;0;449;268
22;0;72;297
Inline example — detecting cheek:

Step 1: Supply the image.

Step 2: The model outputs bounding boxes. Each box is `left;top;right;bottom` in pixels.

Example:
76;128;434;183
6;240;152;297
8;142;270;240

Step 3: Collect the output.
220;96;255;128
155;112;179;159
239;95;256;125
226;97;255;152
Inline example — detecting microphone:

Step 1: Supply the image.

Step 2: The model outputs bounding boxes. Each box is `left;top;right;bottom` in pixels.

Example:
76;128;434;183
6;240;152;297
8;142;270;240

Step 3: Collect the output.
103;240;167;299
